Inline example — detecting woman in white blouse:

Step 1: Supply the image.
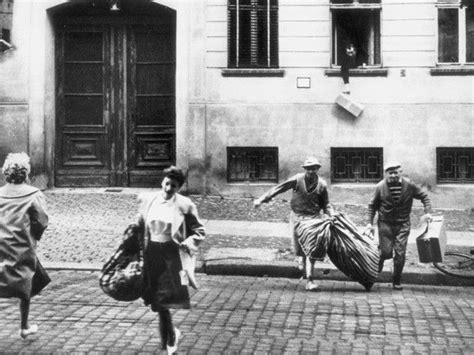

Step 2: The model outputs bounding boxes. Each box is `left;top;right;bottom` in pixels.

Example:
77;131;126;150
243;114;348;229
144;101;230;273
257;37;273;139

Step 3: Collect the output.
137;166;205;354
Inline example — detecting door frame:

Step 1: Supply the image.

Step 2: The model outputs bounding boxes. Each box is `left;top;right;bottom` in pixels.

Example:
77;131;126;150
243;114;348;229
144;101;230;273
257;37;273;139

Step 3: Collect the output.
51;2;178;187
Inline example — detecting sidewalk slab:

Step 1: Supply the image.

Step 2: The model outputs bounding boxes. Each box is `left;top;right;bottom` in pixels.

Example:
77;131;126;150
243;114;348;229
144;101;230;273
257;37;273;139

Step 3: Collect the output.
204;220;288;238
204;219;474;246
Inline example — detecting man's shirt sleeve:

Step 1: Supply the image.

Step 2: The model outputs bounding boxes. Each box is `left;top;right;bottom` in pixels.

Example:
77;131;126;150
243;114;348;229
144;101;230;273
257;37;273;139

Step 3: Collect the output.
367;187;381;224
259;175;298;203
413;183;432;213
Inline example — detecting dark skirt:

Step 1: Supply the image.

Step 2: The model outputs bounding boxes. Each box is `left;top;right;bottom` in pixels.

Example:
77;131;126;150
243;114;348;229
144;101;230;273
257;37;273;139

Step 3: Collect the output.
142;241;190;312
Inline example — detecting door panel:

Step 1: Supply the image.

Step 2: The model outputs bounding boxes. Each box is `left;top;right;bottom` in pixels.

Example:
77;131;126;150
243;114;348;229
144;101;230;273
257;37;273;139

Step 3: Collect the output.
127;25;176;186
55;19;176;187
56;27;112;186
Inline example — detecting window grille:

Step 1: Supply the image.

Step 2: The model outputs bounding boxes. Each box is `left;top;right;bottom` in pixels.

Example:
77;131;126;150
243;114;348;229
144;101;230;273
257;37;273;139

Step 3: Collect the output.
331;148;383;182
228;0;279;68
437;147;474;183
227;147;278;182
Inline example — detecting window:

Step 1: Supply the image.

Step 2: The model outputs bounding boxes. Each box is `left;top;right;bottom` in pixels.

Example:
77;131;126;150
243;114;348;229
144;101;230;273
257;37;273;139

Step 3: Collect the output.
331;0;381;67
227;147;278;182
437;2;474;64
227;0;278;69
331;148;383;183
437;147;474;183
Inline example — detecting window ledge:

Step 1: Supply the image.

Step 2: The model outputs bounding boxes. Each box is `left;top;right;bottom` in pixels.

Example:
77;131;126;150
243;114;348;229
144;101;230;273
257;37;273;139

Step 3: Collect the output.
430;67;474;76
227;182;278;185
222;68;285;77
325;68;388;77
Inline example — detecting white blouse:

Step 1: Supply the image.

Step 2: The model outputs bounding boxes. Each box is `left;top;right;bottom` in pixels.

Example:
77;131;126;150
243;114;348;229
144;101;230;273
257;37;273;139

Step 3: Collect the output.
147;197;175;242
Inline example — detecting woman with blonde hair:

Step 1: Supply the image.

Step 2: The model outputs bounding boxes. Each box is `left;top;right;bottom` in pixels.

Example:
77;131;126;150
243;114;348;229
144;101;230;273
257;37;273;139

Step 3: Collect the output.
0;152;50;339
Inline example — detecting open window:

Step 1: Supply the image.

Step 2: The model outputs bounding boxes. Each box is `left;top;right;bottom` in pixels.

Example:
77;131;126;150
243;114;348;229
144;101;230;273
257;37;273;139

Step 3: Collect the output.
227;0;279;69
0;0;14;53
437;1;474;64
331;0;381;67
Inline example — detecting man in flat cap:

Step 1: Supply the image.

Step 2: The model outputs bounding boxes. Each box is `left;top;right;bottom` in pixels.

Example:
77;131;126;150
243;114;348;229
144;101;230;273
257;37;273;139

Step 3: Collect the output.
254;157;333;291
365;162;432;290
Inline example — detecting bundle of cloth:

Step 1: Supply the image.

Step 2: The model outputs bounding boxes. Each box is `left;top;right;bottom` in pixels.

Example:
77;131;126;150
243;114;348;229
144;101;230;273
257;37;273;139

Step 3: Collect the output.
296;213;379;291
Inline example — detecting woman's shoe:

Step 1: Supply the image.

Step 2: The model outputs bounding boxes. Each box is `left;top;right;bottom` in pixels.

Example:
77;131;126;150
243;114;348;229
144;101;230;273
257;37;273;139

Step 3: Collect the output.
305;280;319;291
167;327;181;354
19;324;38;339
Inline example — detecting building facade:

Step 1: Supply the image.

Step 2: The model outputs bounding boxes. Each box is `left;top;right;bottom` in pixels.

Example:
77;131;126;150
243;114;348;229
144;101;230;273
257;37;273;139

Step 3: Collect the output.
0;0;473;208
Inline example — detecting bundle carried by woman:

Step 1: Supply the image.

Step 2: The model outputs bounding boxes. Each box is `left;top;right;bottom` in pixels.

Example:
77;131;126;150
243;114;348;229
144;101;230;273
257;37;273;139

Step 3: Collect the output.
99;220;145;302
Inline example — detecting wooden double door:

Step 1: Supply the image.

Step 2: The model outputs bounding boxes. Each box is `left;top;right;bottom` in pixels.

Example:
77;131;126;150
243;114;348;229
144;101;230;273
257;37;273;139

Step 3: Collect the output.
55;17;176;187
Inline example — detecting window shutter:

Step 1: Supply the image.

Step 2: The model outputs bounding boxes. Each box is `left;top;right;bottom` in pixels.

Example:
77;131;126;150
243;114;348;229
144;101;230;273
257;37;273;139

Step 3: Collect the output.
269;1;279;67
228;2;237;67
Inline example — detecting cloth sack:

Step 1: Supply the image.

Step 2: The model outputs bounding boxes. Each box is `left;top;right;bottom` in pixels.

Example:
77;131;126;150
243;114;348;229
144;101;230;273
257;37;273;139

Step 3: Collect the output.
99;222;145;302
179;248;198;290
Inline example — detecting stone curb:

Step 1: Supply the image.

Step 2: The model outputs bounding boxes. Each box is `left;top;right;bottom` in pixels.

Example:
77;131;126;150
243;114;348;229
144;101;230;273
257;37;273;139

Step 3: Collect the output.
44;259;474;287
201;259;474;287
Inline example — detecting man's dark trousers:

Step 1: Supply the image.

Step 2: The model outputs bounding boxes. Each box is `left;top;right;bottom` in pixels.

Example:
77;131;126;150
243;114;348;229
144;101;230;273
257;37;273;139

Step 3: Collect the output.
377;220;411;285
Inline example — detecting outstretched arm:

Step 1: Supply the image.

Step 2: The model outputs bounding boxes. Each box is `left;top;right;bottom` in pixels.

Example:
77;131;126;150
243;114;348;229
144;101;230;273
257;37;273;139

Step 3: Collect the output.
254;176;297;208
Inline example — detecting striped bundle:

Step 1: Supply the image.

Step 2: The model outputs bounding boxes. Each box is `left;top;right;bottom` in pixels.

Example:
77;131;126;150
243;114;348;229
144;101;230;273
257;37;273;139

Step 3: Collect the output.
296;213;379;290
296;217;331;259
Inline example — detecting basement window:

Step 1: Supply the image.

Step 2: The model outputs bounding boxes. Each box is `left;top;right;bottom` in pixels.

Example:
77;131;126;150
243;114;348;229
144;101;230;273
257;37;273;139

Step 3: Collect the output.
437;147;474;183
331;147;383;183
227;147;278;182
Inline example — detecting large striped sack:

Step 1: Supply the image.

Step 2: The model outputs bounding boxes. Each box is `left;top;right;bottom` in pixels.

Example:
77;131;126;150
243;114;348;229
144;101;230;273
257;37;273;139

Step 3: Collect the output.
327;214;379;290
296;217;332;259
99;222;145;302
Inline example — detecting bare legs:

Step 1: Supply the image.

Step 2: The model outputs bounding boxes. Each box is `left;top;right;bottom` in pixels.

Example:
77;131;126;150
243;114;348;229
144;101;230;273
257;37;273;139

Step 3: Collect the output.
19;298;38;339
20;298;30;329
158;310;175;350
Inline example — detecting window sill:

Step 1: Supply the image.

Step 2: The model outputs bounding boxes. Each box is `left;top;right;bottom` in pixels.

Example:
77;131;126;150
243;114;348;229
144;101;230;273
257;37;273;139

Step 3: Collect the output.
227;181;279;185
437;181;474;184
222;68;285;77
325;68;388;77
430;67;474;76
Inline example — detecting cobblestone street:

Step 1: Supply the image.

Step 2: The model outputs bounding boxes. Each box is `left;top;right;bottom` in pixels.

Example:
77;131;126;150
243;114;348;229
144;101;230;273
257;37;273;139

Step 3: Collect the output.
0;272;473;354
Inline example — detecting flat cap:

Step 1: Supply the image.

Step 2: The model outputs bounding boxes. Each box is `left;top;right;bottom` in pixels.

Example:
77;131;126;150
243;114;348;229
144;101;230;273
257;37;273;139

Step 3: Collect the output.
302;157;321;168
384;161;401;171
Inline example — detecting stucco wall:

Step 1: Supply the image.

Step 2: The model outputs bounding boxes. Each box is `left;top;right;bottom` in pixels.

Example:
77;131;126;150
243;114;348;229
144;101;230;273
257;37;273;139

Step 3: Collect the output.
194;0;474;208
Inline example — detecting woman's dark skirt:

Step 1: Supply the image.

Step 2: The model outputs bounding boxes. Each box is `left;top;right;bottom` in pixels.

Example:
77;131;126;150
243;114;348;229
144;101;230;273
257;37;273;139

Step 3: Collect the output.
142;241;190;312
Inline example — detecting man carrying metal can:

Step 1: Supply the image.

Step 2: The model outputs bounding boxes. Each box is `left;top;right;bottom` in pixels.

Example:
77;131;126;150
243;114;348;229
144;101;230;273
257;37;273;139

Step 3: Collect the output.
365;162;432;290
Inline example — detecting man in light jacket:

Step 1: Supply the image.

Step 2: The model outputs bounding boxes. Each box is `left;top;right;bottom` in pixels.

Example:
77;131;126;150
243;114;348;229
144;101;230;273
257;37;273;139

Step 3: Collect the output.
365;162;432;290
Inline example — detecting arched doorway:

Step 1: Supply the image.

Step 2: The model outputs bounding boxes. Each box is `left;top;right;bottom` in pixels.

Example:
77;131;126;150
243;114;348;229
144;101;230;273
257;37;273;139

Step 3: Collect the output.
50;1;176;187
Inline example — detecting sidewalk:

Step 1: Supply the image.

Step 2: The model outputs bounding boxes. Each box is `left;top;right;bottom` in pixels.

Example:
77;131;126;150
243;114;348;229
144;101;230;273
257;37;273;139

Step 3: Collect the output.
200;219;474;287
43;217;474;287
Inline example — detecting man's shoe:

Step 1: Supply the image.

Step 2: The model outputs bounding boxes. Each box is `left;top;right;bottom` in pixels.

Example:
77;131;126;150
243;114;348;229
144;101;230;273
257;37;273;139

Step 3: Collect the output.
19;324;38;340
305;280;319;291
167;328;181;355
392;284;403;291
